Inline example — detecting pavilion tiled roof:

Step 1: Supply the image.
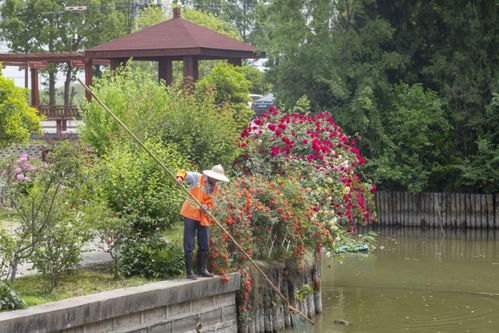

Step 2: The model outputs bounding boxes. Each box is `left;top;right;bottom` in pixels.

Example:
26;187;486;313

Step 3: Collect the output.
86;15;257;58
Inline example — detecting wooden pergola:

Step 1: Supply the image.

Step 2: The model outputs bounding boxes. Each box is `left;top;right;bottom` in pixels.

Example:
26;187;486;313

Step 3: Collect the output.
84;7;260;96
0;52;109;135
0;8;261;136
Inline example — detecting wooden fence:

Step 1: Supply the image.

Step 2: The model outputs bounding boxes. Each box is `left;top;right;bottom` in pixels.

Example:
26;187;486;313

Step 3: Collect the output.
375;192;498;229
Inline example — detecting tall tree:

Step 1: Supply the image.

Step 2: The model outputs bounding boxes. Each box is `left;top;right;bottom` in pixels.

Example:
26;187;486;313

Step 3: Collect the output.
255;0;408;156
175;0;258;41
253;0;498;192
373;0;499;161
0;0;128;105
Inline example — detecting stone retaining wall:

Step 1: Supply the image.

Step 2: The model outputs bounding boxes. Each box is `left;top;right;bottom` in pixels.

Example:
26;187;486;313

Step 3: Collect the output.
0;273;240;333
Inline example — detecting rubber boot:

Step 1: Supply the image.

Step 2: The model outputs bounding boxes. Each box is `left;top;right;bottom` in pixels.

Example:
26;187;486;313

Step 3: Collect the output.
185;253;197;280
197;251;214;277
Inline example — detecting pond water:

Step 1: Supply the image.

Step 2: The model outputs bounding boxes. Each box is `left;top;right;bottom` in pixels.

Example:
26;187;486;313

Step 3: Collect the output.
310;228;499;333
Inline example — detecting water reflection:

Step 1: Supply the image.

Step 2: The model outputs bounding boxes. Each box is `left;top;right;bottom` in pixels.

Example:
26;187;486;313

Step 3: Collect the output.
312;228;499;333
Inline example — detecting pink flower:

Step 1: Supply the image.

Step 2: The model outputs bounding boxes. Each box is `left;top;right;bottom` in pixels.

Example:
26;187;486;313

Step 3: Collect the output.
14;167;22;174
370;185;377;193
1;170;8;176
270;147;280;156
16;174;25;181
18;154;28;163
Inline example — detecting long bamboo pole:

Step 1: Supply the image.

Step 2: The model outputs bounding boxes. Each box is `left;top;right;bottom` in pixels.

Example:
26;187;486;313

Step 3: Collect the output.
77;79;314;326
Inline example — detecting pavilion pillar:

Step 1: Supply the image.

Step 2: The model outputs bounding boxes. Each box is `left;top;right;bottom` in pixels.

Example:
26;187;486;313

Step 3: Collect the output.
183;56;198;86
228;58;242;66
30;68;40;107
110;58;127;71
84;59;93;101
110;59;120;71
158;57;173;85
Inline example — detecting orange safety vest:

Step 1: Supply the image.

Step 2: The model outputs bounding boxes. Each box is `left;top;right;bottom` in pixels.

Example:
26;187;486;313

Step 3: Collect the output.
180;174;219;226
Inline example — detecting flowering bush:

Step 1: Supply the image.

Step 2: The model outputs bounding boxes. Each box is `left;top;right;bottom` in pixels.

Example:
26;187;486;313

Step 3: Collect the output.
208;107;376;319
211;174;331;265
0;142;96;289
237;108;376;232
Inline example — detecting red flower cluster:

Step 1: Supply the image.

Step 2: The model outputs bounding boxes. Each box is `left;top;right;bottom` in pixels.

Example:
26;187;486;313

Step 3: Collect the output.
214;108;376;318
209;174;334;315
238;109;376;225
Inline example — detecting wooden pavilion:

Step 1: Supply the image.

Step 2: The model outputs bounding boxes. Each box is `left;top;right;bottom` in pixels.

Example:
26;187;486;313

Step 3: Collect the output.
85;8;259;91
0;7;260;136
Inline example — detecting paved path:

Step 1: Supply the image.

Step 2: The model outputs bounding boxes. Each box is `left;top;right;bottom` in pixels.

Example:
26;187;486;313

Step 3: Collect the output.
1;219;113;278
17;251;113;277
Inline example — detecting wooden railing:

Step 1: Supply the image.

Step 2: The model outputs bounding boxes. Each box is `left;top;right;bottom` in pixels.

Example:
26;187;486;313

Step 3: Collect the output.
38;105;81;120
375;191;498;229
35;105;81;136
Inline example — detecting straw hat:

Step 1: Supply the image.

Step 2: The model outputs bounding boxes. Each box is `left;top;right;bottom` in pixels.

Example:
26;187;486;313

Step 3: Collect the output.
203;164;230;182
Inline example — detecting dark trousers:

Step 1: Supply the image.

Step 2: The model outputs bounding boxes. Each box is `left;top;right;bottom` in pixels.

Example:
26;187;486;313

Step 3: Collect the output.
183;217;209;255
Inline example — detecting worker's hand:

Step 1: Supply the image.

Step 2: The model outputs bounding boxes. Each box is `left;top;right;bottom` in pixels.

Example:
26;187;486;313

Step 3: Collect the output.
200;204;208;213
176;177;184;186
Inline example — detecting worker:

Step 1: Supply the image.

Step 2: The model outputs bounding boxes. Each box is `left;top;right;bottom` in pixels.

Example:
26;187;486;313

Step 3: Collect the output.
176;165;230;279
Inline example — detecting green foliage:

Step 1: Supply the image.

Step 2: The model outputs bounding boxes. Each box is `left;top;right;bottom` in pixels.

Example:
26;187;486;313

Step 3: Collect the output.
250;0;498;193
0;69;42;148
368;83;452;192
120;238;184;279
12;266;152;307
377;1;498;162
0;229;15;280
0;141;95;287
295;284;313;302
178;0;258;41
134;6;166;31
198;63;250;106
80;65;169;154
460;94;499;192
0;282;26;311
240;65;270;95
159;87;242;168
30;142;96;290
0;0;128;104
197;63;253;130
96;140;187;236
90;139;187;277
81;65;242;168
183;7;241;40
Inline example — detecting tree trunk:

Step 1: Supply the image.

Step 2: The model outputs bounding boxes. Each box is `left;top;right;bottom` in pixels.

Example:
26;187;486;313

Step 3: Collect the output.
49;70;56;106
63;65;72;106
9;256;18;284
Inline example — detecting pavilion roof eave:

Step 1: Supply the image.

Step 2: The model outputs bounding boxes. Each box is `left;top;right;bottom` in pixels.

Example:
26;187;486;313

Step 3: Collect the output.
0;52;110;66
85;47;262;61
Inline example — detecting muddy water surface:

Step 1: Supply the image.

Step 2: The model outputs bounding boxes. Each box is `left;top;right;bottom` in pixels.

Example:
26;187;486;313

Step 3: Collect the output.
311;228;499;333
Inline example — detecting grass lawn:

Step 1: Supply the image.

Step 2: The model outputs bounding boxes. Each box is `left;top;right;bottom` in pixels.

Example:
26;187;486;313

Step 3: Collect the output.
3;219;185;308
14;264;156;307
164;223;183;242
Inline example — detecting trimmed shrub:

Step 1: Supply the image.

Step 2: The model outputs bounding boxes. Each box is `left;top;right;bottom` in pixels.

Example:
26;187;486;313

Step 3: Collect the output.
120;238;184;279
0;282;26;311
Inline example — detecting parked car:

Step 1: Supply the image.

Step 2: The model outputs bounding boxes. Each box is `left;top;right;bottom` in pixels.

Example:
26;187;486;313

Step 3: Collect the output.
248;94;263;108
251;94;275;117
